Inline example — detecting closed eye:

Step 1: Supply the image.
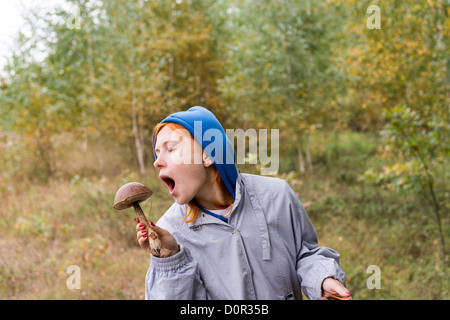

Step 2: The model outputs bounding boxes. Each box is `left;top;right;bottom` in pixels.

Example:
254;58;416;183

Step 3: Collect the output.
155;139;180;155
167;141;180;152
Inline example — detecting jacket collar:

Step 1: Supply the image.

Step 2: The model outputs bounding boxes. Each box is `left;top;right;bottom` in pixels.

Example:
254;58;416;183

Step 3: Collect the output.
239;173;272;261
186;172;272;261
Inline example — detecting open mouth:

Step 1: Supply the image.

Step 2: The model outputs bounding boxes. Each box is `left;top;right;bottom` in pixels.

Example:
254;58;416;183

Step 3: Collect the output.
160;175;176;195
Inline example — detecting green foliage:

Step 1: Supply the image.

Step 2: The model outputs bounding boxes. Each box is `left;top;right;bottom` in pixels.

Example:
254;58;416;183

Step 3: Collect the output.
339;0;449;131
364;106;448;213
384;105;449;159
0;0;448;299
362;105;449;269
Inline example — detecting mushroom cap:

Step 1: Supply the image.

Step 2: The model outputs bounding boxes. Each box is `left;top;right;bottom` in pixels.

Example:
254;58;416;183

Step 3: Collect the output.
113;182;153;210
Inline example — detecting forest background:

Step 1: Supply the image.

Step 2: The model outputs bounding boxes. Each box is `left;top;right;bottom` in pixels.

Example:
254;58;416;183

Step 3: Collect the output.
0;0;448;299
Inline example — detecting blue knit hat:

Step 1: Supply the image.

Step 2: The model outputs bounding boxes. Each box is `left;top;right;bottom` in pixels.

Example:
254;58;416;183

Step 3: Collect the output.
152;106;238;199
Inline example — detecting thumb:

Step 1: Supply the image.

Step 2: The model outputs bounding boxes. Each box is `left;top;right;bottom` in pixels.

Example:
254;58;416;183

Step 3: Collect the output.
148;221;167;236
334;283;351;297
323;278;351;298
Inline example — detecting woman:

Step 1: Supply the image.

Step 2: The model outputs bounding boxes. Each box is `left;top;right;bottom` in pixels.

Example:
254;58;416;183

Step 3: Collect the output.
136;106;351;300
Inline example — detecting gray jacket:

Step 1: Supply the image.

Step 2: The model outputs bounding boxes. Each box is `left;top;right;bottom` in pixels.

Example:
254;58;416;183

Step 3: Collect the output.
145;173;346;300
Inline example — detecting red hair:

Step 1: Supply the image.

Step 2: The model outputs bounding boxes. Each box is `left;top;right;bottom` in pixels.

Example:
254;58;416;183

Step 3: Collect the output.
153;122;234;223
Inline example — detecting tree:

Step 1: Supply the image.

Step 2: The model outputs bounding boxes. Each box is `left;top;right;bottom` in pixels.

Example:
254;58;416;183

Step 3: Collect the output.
220;0;346;173
0;7;76;179
1;0;235;179
363;105;449;275
100;0;233;176
339;0;449;130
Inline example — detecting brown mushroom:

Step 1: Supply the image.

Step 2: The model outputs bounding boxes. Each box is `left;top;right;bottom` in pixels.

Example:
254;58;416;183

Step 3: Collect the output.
113;182;161;256
323;294;352;300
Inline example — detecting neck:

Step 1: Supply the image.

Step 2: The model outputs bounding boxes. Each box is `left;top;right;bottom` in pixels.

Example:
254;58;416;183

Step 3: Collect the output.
193;169;231;210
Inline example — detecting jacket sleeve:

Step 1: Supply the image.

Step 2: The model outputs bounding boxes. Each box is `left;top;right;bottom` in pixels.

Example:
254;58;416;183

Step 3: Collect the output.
284;181;346;300
145;245;207;300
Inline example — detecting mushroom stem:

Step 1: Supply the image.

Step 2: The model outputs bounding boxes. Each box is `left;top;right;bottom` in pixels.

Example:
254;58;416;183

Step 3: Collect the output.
132;202;161;255
132;202;150;230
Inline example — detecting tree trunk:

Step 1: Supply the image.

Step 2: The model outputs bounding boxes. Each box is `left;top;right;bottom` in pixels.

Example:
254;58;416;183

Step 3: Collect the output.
131;93;146;176
96;137;104;177
36;132;55;180
298;147;305;174
297;133;305;174
305;134;313;171
196;58;202;104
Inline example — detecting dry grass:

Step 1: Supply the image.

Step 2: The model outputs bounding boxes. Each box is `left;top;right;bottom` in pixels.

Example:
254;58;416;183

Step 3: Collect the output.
1;132;448;300
0;171;168;300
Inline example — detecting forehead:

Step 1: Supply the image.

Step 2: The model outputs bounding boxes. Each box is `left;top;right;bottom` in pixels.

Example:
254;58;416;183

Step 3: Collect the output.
154;125;193;146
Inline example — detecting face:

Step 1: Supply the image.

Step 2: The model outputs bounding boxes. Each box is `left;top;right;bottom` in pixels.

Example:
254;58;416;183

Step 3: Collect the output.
153;125;212;205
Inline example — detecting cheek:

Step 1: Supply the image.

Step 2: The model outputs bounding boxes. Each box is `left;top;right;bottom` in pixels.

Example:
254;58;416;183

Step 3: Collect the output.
172;141;202;165
180;163;206;183
177;163;207;193
172;164;207;205
185;139;204;165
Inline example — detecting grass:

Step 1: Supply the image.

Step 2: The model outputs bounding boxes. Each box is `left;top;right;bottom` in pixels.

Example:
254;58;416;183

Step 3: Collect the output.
291;132;449;300
0;130;448;299
0;169;173;299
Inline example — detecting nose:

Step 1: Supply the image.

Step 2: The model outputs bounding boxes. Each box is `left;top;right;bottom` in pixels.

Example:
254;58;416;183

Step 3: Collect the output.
153;155;166;170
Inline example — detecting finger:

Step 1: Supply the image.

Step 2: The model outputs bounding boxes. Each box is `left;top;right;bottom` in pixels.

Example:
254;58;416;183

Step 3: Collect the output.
138;233;149;247
137;229;147;238
342;290;352;297
332;281;351;297
137;229;148;240
136;222;146;232
322;278;351;299
148;221;168;236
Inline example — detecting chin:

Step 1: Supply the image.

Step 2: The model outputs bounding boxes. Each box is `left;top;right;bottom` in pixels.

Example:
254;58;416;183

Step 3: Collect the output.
173;194;192;206
175;198;187;205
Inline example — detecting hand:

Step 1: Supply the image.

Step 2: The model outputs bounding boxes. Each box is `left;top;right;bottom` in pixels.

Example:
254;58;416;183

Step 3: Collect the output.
320;277;352;300
135;218;180;258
